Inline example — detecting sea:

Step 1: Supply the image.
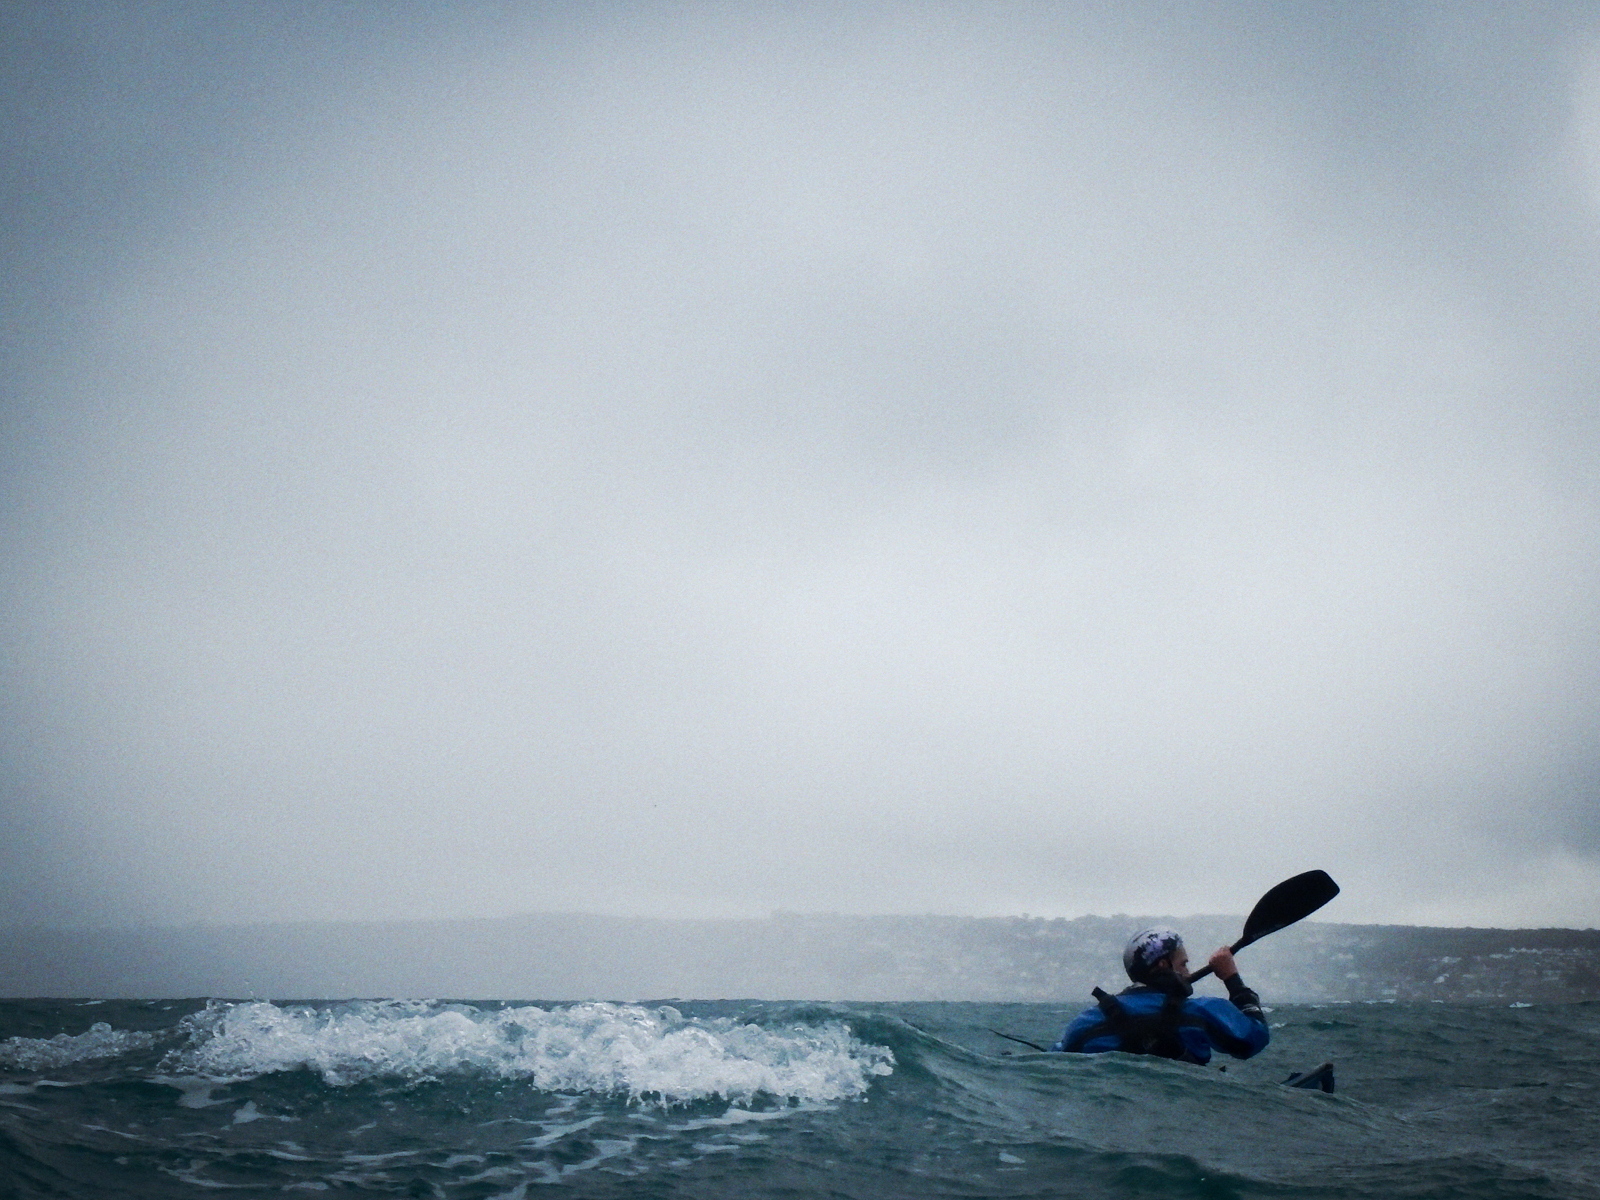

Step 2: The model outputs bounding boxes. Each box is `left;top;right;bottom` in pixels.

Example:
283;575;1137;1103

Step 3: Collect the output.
1;996;1596;1198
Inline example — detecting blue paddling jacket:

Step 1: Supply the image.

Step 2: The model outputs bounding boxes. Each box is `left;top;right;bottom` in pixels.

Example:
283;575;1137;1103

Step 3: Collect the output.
1052;975;1269;1064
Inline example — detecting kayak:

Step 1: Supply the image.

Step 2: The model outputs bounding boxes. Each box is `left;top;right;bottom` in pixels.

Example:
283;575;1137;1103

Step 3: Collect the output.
1283;1061;1335;1093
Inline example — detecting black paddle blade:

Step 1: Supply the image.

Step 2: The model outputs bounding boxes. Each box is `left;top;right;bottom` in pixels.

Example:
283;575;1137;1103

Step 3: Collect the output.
1239;869;1340;948
1184;869;1340;984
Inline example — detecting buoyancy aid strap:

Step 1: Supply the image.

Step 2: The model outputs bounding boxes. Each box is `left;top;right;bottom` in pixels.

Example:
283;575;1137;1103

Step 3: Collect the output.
1090;987;1187;1058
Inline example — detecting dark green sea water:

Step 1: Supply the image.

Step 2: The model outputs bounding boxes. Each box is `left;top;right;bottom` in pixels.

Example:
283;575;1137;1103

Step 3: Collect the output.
2;997;1596;1198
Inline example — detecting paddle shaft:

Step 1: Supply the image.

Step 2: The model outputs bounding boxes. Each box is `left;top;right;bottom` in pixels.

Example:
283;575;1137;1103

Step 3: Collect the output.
1184;934;1256;984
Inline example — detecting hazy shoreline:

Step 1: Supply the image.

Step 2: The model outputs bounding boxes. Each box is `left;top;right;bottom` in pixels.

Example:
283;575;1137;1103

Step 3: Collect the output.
4;913;1596;1002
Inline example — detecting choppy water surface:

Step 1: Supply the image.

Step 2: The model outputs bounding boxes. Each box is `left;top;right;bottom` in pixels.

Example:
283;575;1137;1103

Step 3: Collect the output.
1;997;1596;1197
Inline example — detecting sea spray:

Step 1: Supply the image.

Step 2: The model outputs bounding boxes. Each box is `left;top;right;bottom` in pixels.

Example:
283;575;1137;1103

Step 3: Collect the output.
162;999;895;1102
0;1021;157;1071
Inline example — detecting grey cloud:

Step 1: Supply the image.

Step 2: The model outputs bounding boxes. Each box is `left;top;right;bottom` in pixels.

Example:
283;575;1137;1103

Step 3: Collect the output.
2;2;1597;931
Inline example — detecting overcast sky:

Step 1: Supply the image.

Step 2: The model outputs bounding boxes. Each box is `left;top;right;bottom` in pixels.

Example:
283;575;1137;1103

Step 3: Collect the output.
3;1;1598;931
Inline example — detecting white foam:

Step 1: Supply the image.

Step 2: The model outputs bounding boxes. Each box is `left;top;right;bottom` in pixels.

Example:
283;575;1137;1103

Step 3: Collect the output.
166;1000;893;1104
0;1022;156;1070
233;1099;297;1125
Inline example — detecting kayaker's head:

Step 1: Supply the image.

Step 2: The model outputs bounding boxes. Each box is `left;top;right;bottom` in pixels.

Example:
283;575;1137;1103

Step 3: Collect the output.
1123;928;1188;983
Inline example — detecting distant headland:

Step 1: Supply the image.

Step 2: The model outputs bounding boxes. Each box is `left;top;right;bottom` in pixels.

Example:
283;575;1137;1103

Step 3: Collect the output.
2;913;1595;1002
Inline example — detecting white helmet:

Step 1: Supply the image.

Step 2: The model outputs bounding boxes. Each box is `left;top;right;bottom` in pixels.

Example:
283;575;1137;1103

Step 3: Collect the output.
1123;928;1184;983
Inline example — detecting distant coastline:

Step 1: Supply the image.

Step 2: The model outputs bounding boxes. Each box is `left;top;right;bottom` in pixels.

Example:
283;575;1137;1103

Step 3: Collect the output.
2;913;1596;1002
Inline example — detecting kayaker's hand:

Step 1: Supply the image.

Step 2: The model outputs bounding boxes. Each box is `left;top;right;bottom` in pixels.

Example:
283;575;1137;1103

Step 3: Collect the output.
1208;947;1239;980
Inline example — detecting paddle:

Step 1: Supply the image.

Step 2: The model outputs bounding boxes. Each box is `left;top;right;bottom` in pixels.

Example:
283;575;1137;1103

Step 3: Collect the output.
1185;869;1340;984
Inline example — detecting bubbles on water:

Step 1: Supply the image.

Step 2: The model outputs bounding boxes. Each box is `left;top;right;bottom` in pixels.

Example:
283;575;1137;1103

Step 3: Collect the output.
162;1000;894;1104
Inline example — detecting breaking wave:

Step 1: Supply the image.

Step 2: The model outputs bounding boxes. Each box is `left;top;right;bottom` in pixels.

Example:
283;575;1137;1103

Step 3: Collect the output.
0;1022;158;1071
161;999;894;1103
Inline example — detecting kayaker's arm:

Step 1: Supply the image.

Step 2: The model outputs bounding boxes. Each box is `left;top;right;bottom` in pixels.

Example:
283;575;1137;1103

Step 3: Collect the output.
1221;972;1263;1021
1204;946;1262;1017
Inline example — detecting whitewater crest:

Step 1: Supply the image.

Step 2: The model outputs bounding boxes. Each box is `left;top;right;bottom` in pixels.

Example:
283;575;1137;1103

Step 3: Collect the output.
163;1000;894;1103
0;1022;158;1070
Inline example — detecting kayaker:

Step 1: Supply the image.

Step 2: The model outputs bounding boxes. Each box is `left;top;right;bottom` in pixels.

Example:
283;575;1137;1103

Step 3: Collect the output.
1052;928;1270;1063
